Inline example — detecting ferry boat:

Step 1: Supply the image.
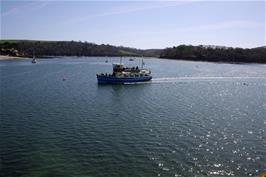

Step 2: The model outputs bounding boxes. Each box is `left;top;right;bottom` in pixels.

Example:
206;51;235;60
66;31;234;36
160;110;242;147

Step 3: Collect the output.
96;59;152;84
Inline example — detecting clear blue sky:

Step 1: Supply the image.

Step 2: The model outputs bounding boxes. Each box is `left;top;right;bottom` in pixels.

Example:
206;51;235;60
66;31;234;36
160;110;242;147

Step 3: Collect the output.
1;1;265;49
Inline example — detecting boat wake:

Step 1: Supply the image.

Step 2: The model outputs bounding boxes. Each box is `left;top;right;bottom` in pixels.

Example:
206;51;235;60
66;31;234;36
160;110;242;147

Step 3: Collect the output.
151;76;265;83
122;76;265;85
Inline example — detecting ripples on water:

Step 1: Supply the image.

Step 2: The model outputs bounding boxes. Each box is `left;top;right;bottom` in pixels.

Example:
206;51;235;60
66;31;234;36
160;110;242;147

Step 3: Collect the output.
0;57;265;177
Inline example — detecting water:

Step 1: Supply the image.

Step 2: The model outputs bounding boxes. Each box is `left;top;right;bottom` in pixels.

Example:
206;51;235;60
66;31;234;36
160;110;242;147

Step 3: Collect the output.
0;57;265;177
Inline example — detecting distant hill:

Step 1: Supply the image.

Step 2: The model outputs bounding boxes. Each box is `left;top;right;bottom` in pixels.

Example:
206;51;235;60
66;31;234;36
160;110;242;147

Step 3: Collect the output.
0;40;265;63
159;45;266;63
0;40;161;58
253;46;266;49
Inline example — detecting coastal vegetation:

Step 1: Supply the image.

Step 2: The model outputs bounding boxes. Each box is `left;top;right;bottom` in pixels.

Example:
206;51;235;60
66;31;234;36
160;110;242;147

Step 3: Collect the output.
160;45;266;63
0;40;161;58
0;40;265;63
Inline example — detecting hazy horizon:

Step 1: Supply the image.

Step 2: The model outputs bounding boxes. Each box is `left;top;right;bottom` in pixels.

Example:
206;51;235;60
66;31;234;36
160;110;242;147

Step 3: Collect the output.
1;1;265;49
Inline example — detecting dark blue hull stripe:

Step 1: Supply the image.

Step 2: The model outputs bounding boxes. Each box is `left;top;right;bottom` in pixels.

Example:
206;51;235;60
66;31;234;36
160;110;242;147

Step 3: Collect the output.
97;76;152;84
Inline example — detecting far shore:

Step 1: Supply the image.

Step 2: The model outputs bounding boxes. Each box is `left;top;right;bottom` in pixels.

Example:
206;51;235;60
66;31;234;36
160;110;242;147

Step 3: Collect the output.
0;55;27;61
0;55;265;64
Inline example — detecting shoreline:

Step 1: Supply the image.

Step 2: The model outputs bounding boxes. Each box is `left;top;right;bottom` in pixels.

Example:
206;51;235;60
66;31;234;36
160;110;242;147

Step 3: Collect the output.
0;55;265;64
0;55;27;61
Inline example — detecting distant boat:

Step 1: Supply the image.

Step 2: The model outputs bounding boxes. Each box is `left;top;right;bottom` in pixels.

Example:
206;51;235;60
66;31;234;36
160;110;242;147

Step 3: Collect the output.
96;58;152;84
31;55;37;63
129;58;134;61
105;59;108;63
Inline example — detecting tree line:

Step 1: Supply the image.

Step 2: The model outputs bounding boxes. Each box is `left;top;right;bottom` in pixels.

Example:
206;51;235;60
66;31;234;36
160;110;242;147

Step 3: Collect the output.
0;40;265;63
0;40;150;57
0;40;163;58
159;45;266;63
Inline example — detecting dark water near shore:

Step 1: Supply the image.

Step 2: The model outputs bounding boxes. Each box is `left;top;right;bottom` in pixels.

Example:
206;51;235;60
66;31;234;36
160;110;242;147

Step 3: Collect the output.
0;57;265;177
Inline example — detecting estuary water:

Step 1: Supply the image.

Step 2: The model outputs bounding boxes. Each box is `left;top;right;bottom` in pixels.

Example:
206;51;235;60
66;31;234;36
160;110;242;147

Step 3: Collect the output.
0;57;265;177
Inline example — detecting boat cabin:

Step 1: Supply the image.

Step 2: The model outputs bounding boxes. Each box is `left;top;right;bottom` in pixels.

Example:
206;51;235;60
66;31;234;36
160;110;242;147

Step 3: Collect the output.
113;63;124;73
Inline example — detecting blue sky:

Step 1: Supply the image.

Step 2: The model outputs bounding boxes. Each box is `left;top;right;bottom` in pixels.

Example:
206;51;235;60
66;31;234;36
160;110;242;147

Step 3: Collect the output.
1;1;265;49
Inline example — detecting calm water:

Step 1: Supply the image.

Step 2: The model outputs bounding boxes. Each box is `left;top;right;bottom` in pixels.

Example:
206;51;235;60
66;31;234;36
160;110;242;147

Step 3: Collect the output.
0;57;265;177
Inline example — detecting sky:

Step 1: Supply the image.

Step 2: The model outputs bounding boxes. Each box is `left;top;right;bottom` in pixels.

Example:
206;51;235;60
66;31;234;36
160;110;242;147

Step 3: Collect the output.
0;0;265;49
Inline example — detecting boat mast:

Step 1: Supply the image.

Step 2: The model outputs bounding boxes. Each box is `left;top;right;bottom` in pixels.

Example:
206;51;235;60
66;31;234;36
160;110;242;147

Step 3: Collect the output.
141;56;144;69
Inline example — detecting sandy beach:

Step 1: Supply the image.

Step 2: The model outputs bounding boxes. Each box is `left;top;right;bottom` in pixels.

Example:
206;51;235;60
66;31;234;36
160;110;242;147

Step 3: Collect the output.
0;55;26;60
